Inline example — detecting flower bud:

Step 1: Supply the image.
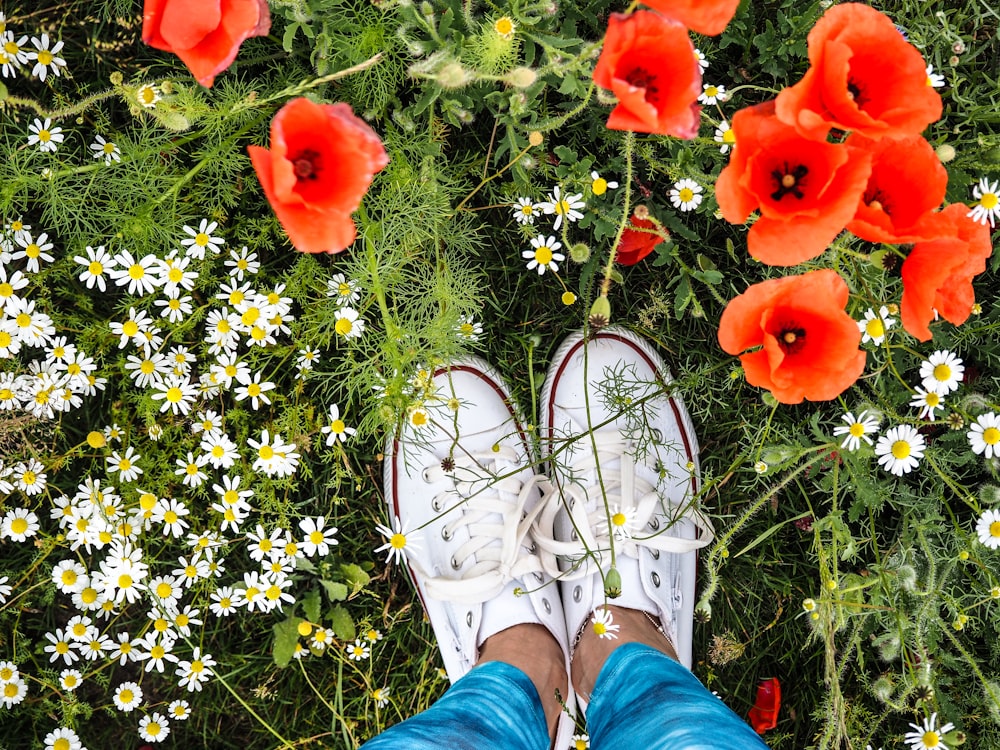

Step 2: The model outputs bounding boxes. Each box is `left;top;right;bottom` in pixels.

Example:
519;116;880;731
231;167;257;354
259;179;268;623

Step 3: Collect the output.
437;62;472;89
569;242;590;263
109;71;124;85
86;431;106;449
936;143;957;163
507;67;537;89
528;130;543;147
603;567;622;598
633;204;650;220
588;295;611;329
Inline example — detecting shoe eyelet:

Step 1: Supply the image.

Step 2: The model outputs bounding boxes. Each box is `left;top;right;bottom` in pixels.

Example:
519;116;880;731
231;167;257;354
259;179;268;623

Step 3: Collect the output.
573;585;582;603
543;598;552;614
571;530;578;542
466;611;474;627
442;527;453;541
534;572;544;583
648;518;660;531
528;542;537;553
651;572;661;587
651;549;660;560
422;468;433;482
432;496;442;512
451;556;461;570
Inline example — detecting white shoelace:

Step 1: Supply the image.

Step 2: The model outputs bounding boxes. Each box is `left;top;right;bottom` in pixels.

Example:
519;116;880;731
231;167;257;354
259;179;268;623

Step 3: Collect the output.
533;432;715;580
412;446;549;604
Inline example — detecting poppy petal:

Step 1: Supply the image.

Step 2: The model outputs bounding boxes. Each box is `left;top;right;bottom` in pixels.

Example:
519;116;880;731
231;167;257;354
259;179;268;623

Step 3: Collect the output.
639;0;740;36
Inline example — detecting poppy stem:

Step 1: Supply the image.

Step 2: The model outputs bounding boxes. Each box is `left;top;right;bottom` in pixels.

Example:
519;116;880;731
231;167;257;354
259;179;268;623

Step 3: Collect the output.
600;131;635;300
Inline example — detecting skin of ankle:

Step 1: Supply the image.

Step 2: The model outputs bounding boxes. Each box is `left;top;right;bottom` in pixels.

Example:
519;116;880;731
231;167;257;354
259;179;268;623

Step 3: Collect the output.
478;623;567;740
571;605;677;701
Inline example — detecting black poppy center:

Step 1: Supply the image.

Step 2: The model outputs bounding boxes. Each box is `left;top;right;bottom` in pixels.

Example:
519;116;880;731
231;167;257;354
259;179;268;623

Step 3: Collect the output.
771;162;809;201
846;78;869;107
624;67;660;104
778;326;806;354
864;187;891;215
292;149;321;181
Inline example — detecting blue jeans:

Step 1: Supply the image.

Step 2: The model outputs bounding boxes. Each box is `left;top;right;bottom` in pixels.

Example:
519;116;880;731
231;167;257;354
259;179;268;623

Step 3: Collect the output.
360;643;770;749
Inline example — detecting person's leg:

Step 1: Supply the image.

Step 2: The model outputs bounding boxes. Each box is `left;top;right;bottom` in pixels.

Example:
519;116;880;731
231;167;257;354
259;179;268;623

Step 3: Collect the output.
367;359;574;749
574;608;769;749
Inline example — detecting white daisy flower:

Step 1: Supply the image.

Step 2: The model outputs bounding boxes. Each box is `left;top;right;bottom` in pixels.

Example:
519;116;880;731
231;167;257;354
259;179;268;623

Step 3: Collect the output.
27;117;64;152
968;412;1000;459
89;134;121;164
832;410;879;451
591;607;620;640
693;48;709;71
455;315;482;342
874;425;926;476
976;508;1000;550
714;120;735;154
28;33;66;81
321;403;356;445
181;218;224;259
108;250;159;296
968;177;999;228
12;231;54;273
919;350;964;395
346;639;370;661
372;686;391;708
334;306;365;339
375;515;422;565
539;185;585;230
910;387;945;421
42;727;82;750
857;306;895;345
224;246;260;280
169;698;192;720
73;244;114;291
698;83;726;105
670;179;703;212
903;712;954;750
925;63;945;88
523;235;564;275
135;82;161;108
512;197;539;225
299;516;339;557
589;171;619;197
138;712;170;742
326;273;361;305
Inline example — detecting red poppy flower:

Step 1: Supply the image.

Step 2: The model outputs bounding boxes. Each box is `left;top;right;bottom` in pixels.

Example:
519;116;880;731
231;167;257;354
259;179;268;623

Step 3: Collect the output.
748;678;782;734
638;0;740;36
715;101;872;266
248;98;389;255
142;0;270;88
900;203;993;342
592;11;701;138
845;134;948;244
616;216;666;266
718;270;866;404
774;3;941;141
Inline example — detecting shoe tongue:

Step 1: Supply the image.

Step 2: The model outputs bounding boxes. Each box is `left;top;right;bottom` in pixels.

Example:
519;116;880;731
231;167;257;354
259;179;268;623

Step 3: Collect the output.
477;581;540;646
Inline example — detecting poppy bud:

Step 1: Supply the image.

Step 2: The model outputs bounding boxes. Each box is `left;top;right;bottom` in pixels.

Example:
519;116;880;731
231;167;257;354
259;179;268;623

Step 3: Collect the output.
603;567;622;598
569;243;591;263
589;295;611;330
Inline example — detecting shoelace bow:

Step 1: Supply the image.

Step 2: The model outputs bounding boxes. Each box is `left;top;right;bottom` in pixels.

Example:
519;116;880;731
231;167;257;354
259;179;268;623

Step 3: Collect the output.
533;432;714;580
415;445;549;604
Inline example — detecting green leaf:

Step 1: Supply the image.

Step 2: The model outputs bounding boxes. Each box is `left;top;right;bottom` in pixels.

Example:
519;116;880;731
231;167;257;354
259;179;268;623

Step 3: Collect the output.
340;563;371;595
327;605;355;641
272;616;305;667
320;579;348;602
553;145;576;164
674;275;691;318
302;587;321;624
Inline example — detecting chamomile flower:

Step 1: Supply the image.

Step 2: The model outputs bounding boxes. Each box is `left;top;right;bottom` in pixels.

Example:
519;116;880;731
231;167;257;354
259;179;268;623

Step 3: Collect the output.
523;235;564;275
874;425;926;477
493;15;516;39
326;273;361;306
512;197;539;225
157;253;197;295
136;82;161;108
670;179;703;212
110;307;153;349
109;250;159;296
0;676;26;707
591;607;620;640
977;509;1000;549
59;668;82;691
73;244;114;291
42;727;82;750
90;134;121;164
540;185;585;230
192;409;223;436
151;374;199;415
201;431;240;469
321;403;356;445
181;218;224;259
224;246;260;280
903;712;954;750
209;585;244;616
169;699;191;720
698;83;726;105
589;171;619;197
174;451;209;488
714;119;735;154
1;33;30;78
375;515;421;565
858;306;895;345
12;231;54;273
299;516;339;557
372;686;391;707
455;315;482;342
602;503;637;542
138;712;171;743
346;639;370;661
331;305;364;339
27;118;64;153
968;412;1000;459
911;387;946;420
693;48;709;71
572;734;591;750
920;350;964;395
296;346;319;375
926;63;945;88
2;507;40;541
248;429;300;478
12;458;46;496
175;647;216;692
968;177;1000;228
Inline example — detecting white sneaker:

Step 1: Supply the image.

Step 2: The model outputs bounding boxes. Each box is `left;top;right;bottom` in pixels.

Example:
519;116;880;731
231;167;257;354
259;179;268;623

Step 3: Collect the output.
531;328;714;672
384;358;575;742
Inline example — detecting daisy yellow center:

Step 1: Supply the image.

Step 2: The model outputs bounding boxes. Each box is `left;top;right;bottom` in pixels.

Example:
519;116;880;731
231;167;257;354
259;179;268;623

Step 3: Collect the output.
166;386;184;402
0;667;12;681
265;585;281;600
285;542;299;556
119;688;134;703
122;320;139;337
520;204;533;215
555;200;571;215
990;521;1000;538
390;532;406;549
176;613;189;626
250;325;266;340
922;731;940;747
722;129;736;144
146;721;162;736
63;674;78;687
338;283;351;296
72;624;88;639
593;622;607;636
21;470;36;485
612;512;627;527
140;493;157;510
168;267;183;282
61;570;78;585
241;307;259;325
103;142;116;154
191;659;204;672
247;383;261;397
259;445;274;460
118;573;133;589
411;410;428;427
535;246;554;265
259;538;273;552
849;423;866;437
128;263;145;280
55;641;69;654
335;317;354;336
982;192;998;209
983;427;1000;445
4;40;19;54
0;332;9;348
925;392;940;407
245;586;260;600
53;738;69;750
309;530;324;544
459;323;474;336
195;232;210;247
81;587;97;604
25;243;40;258
163;510;178;524
705;85;718;97
592;177;608;195
678;188;695;203
156;582;173;598
118;458;132;471
223;489;239;504
933;363;951;381
140;360;156;374
154;618;168;631
16;312;30;327
331;419;345;433
10;518;27;534
0;282;11;296
229;291;244;305
3;683;18;698
38;129;51;143
891;440;911;460
865;319;884;337
494;16;514;36
212;445;226;458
